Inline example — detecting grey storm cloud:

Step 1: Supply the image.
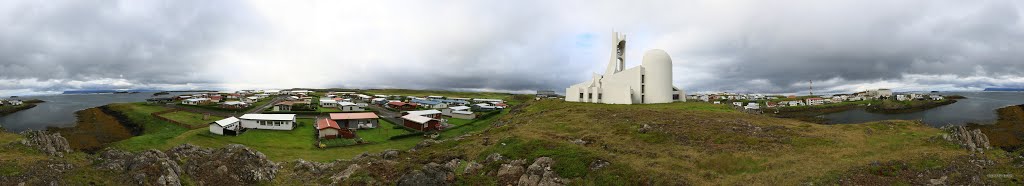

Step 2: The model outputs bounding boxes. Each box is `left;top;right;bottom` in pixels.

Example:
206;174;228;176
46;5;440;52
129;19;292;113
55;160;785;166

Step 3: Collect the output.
0;0;265;93
1;0;1024;96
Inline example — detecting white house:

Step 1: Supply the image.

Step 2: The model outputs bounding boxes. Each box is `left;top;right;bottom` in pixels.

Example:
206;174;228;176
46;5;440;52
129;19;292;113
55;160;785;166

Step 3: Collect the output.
9;100;23;106
320;99;338;108
182;98;210;105
338;102;364;111
256;93;271;99
427;96;444;100
565;32;685;104
744;103;760;110
244;96;259;103
209;117;241;135
930;95;944;100
239;114;296;130
732;102;743;107
788;100;805;107
441;106;476;119
896;94;909;101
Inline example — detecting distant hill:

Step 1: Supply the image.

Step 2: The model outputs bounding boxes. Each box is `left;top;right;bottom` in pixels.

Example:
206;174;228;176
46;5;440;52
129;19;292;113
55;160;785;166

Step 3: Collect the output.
984;88;1024;92
62;89;163;94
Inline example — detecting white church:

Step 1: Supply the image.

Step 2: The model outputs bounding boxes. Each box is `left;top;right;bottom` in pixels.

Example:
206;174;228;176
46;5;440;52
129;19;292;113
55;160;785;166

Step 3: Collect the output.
565;32;685;104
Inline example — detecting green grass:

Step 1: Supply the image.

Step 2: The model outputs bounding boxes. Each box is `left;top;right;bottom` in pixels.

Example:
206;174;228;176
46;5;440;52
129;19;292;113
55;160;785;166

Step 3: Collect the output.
316;107;341;112
109;103;190;151
478;137;598;178
159;111;225;128
355;119;412;142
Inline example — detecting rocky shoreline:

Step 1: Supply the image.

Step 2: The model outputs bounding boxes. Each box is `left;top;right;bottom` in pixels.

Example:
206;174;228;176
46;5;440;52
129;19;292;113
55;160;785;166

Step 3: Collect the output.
49;105;143;152
865;99;958;114
968;104;1024;152
0;99;44;116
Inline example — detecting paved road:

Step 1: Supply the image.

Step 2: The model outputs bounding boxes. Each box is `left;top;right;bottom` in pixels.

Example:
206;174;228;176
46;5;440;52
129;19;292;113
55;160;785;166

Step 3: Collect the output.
246;95;286;114
366;105;404;125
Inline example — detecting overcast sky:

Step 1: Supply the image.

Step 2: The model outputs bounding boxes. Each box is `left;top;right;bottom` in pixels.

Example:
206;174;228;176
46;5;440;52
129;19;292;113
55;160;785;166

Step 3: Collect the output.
2;0;1024;96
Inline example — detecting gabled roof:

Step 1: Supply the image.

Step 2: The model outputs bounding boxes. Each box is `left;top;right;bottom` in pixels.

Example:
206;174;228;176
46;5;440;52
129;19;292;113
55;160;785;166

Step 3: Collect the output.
275;101;294;106
402;114;433;124
330;112;379;120
212;117;240;127
240;114;295;121
338;102;358;106
452;110;474;115
404;110;441;116
449;106;471;111
316;118;342;130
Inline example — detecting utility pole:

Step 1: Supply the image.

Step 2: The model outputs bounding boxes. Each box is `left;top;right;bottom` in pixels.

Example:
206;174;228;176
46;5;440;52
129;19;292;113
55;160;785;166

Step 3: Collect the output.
809;80;813;96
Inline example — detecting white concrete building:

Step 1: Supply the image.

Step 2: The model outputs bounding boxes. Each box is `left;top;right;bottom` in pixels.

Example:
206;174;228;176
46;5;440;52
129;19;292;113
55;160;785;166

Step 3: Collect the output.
239;114;296;130
338;102;364;111
565;32;685;104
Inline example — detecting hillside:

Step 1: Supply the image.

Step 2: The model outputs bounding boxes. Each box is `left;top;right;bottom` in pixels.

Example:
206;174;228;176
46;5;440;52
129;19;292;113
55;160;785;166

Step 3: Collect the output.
1;100;1022;185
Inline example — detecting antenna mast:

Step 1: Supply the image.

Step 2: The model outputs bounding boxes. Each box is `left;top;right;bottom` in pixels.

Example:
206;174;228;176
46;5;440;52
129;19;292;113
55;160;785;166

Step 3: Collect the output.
809;80;813;96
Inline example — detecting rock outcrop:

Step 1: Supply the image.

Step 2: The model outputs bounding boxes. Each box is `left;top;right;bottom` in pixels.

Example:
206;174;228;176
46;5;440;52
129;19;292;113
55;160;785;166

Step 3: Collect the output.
19;130;72;157
95;149;183;186
397;162;455;186
517;157;569;186
943;126;992;153
95;144;278;185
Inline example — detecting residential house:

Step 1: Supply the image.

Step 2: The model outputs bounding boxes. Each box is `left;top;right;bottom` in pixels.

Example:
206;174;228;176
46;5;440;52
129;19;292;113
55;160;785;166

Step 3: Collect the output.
805;98;825;106
226;93;241;99
788;100;805;106
221;101;249;109
765;102;778;108
401;110;445;131
896;94;909;101
244;96;259;103
338;102;364;112
427;96;444;100
387;101;418;111
744;103;760;110
290;90;313;96
713;101;721;104
732;102;743;107
441;106;476;119
316;118;355;139
9;100;23;106
209;95;223;102
471;103;500;112
209;117;242;136
182;98;211;105
256;93;271;99
371;98;388;105
273;101;294;111
330;112;380;129
930;95;944;100
411;99;448;109
239;114;296;130
437;99;471;106
473;98;503;104
320;99;338;108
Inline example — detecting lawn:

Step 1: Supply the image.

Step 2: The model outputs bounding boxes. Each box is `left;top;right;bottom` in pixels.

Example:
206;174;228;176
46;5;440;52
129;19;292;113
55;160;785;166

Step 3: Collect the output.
159;111;225;128
355;119;412;142
316;107;341;112
108;103;190;151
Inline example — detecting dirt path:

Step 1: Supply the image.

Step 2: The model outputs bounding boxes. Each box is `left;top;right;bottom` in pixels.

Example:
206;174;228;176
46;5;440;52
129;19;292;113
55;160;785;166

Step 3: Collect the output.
367;105;404;125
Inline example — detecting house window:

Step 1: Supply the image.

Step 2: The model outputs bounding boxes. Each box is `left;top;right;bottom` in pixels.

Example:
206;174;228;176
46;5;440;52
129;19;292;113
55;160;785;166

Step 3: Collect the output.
598;94;602;99
641;95;645;103
588;93;592;99
579;93;583;98
641;75;645;83
642;85;645;93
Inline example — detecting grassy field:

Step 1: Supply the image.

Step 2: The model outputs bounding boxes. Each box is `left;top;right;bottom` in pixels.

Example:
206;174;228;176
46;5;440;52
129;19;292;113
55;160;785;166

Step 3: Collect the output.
104;101;509;162
159;111;225;128
355;119;412;142
414;99;1007;185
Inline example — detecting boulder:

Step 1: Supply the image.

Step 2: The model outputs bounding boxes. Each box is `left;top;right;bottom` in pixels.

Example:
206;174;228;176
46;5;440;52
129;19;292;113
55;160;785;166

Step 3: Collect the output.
517;157;568;186
397;162;454;186
942;126;992;153
381;149;400;160
463;161;483;175
19;130;71;157
589;159;610;171
331;164;362;183
95;149;183;186
496;160;527;184
484;153;505;163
